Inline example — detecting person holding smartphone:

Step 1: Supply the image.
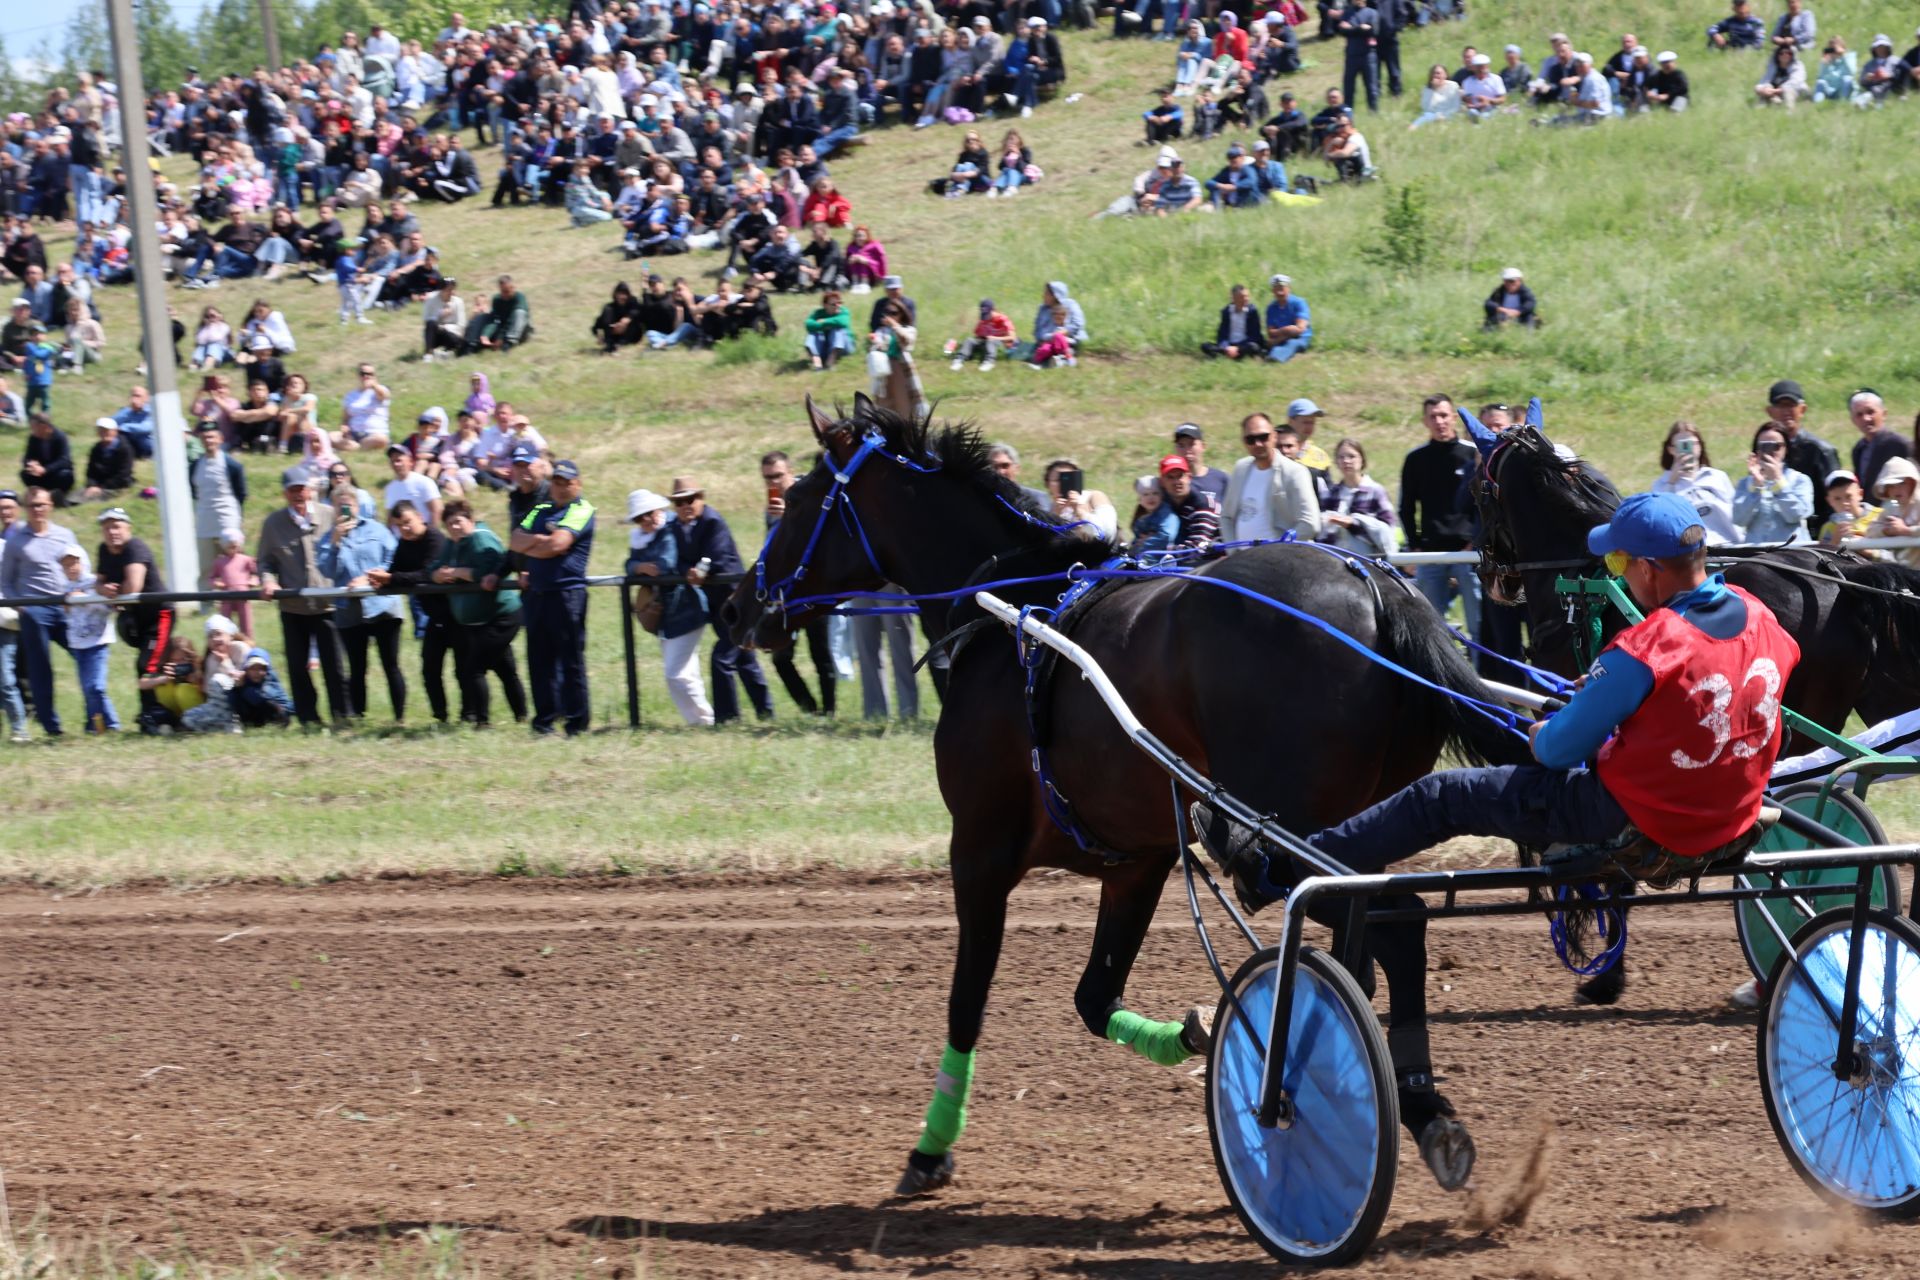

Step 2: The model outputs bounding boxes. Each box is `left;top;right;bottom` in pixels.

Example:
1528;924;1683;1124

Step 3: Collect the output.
1731;423;1813;545
1649;421;1737;544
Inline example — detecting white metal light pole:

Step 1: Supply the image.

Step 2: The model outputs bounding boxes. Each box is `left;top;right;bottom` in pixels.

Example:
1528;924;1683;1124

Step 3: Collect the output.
105;0;200;595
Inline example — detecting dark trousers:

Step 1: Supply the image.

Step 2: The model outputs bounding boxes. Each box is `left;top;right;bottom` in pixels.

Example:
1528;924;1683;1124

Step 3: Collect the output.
1301;765;1630;881
1343;47;1381;111
455;613;528;724
705;588;772;723
1376;32;1403;95
419;620;454;722
770;618;835;715
16;604;71;736
133;607;177;719
338;613;407;720
1476;600;1530;684
279;609;347;725
526;588;589;734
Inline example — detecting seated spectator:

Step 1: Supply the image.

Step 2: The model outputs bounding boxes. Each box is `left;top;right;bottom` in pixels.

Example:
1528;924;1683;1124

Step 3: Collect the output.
1202;283;1261;359
1138;157;1202;214
1812;39;1856;101
990;130;1035;199
593;281;645;352
1262;92;1310;161
1143;91;1184;143
1499;44;1533;97
191;304;232;370
1771;0;1816;52
949;298;1017;371
136;632;206;732
1459;55;1508;119
1649;421;1738;543
1175;21;1212;92
276;373;321;455
231;647;294;728
1818;471;1879;547
1732;423;1814;543
1543;52;1611;126
796;223;847;292
565;160;615;226
460;275;532;354
1028;280;1085;368
229;379;283;453
59;298;104;374
642;277;703;350
932;132;991;197
82;417;133;501
1206;145;1262;208
1128;474;1180;557
804;289;855;370
1483;268;1538;329
748;224;803;292
1410;64;1462;128
1708;0;1767;49
420;277;465;361
1264;274;1311;363
1309;88;1352;149
845;226;886;294
335;362;392;453
1316;439;1400;556
801;177;851;228
1323;116;1373;181
1647;51;1691;110
1755;45;1807;107
1855;35;1910;105
20;412;73;504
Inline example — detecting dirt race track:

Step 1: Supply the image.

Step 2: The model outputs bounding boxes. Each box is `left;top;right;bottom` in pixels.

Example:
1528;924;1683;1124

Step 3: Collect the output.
4;868;1911;1278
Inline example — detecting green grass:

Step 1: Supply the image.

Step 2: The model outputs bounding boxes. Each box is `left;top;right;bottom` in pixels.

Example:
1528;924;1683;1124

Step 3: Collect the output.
11;4;1920;884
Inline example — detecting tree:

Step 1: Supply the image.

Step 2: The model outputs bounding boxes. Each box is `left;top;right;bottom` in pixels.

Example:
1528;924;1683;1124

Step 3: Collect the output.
58;2;113;83
0;34;35;116
136;0;198;94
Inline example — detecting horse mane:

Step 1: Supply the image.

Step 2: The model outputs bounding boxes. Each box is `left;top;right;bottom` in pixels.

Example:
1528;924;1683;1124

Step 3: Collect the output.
1502;426;1622;525
1835;558;1920;646
844;399;1059;539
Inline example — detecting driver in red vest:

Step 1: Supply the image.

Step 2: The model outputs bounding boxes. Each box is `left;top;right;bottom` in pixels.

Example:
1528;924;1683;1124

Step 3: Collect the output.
1200;489;1801;915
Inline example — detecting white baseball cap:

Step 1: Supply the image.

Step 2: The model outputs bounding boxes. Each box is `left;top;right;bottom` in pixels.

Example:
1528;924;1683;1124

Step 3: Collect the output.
1656;50;1678;62
1501;267;1524;281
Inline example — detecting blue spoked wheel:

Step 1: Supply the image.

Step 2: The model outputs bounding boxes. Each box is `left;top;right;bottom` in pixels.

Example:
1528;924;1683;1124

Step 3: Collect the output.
1759;906;1920;1214
1206;946;1397;1265
1738;782;1901;983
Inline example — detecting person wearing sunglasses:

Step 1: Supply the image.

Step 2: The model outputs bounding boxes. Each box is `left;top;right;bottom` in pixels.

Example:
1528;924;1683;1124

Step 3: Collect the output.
1731;422;1814;545
1220;411;1320;543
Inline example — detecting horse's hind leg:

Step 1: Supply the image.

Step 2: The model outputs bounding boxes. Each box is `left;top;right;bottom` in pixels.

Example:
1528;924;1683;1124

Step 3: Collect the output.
1075;854;1208;1066
895;835;1022;1197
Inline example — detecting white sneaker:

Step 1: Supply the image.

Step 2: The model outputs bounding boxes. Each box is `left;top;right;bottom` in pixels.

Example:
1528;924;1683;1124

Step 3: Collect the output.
1020;106;1032;118
357;315;373;324
1730;978;1765;1010
1004;93;1018;107
420;352;434;363
986;188;998;200
1048;355;1064;368
979;359;995;372
950;359;964;370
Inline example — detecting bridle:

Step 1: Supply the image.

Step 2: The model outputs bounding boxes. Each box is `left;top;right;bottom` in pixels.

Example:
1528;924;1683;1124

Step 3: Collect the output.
1472;428;1604;605
752;427;940;620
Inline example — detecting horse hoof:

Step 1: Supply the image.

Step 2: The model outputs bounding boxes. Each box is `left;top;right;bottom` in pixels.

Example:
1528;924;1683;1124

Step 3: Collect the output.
1574;964;1626;1006
1417;1116;1477;1191
1180;1004;1215;1057
894;1151;954;1197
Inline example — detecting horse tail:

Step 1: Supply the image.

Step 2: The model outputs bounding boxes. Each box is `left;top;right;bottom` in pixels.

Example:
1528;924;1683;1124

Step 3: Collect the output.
1376;582;1534;769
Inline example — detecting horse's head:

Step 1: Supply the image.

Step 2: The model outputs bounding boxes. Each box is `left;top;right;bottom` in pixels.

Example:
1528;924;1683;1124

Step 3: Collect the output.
1463;401;1619;607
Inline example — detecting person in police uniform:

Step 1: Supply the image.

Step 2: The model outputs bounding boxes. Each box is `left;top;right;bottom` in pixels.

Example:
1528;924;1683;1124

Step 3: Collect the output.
511;458;595;736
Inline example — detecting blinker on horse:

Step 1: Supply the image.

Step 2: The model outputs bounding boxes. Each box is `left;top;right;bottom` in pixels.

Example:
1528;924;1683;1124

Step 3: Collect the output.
727;395;1532;1198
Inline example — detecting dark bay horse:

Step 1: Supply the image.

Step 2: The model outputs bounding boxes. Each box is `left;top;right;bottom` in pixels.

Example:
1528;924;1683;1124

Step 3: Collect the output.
1467;414;1920;730
726;398;1532;1196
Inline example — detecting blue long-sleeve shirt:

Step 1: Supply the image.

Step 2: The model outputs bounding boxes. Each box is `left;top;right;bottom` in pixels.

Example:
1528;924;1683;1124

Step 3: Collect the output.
317;518;403;625
1532;575;1746;769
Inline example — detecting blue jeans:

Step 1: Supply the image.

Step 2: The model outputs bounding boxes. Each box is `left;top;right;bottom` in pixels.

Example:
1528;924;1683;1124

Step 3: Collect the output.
647;323;700;348
1266;335;1311;362
71;643;119;731
16;604;71;736
817;125;859;157
1414;560;1482;638
993;167;1025;192
0;631;25;734
215;246;259;278
1296;765;1631;878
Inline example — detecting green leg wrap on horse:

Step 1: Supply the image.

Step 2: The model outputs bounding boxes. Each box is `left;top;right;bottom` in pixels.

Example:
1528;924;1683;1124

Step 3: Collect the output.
1106;1008;1194;1067
913;1043;977;1157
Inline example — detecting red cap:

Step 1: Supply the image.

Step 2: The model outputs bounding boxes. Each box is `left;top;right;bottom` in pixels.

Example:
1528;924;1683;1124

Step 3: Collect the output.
1158;454;1190;475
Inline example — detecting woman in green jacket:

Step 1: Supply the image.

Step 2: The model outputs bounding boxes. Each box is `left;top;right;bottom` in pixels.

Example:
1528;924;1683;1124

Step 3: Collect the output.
429;499;529;725
804;289;855;370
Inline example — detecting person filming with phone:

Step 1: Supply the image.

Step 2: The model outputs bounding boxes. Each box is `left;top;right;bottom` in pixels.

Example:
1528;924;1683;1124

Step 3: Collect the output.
1731;422;1814;545
1649;421;1737;544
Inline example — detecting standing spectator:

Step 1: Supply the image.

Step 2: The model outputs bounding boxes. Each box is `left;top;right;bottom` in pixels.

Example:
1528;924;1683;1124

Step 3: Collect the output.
1202;284;1262;360
431;499;527;726
1767;378;1840;536
93;507;172;728
1028;280;1086;368
1285;398;1334;473
512;459;596;737
189;422;246;589
0;488;80;737
1158;454;1220;550
58;545;118;732
1849;390;1909;495
988;442;1052;510
1733;423;1815;544
1398;393;1480;634
854;597;918;722
761;452;836;717
0;494;21;740
258;467;349;726
1650;421;1738;544
318;499;406;721
1316;439;1401;555
208;528;259;638
366;500;453;723
1171;423;1230;505
1220;412;1321;542
384;444;444;526
627;487;714;726
867;298;926;422
1337;0;1381;112
1483;267;1538;329
19;412;73;507
669;477;773;723
1264;274;1312;363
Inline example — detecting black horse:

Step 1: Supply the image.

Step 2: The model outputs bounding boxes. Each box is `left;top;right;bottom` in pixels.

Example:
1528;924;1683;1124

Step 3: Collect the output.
1468;415;1920;731
726;397;1532;1197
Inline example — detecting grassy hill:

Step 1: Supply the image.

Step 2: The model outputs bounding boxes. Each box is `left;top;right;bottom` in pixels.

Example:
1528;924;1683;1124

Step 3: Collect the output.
10;1;1920;881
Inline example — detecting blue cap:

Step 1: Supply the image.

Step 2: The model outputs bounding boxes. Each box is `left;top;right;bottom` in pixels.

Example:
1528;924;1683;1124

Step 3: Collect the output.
510;444;537;464
1587;492;1705;560
552;459;581;480
243;647;271;667
1286;398;1323;418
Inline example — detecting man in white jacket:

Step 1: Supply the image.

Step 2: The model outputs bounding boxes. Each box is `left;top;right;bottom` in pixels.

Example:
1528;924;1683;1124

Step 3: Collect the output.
1219;411;1321;543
